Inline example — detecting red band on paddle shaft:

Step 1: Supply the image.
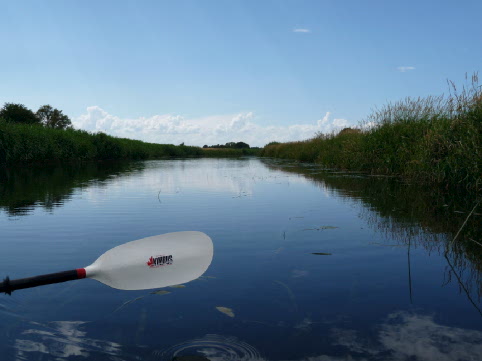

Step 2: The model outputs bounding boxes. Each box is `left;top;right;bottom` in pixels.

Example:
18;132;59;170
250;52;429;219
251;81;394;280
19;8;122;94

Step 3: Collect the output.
76;268;86;279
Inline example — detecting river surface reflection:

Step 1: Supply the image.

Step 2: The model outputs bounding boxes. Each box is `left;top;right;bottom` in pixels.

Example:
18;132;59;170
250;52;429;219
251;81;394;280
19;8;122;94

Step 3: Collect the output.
0;158;480;360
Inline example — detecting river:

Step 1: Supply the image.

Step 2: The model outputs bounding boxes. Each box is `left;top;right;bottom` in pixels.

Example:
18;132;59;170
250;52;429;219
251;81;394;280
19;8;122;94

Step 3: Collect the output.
0;158;480;361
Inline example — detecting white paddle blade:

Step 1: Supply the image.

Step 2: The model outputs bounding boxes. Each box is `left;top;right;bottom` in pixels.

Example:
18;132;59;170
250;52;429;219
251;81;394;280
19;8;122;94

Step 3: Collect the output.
84;231;213;290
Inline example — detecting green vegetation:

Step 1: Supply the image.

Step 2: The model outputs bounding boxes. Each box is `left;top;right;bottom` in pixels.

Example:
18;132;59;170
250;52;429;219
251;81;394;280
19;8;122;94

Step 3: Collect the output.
0;121;202;164
262;75;481;194
1;102;72;129
264;161;481;298
0;102;262;163
0;103;40;125
203;141;252;149
0;161;144;216
200;141;261;157
201;147;260;157
36;104;72;129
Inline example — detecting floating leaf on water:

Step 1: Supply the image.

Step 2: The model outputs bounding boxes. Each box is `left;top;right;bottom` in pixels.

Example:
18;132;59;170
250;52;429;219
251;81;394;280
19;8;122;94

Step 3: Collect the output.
150;290;171;295
169;285;186;288
216;306;235;318
368;242;405;247
303;226;338;231
311;252;332;255
197;275;217;281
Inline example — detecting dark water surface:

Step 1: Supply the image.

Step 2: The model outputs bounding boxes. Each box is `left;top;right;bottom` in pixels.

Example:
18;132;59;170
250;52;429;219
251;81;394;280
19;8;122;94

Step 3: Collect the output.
0;158;480;361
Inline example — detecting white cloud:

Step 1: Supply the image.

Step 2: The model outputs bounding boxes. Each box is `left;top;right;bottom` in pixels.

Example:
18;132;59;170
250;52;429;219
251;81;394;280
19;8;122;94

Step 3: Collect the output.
397;66;415;72
73;108;350;147
74;106;197;136
333;118;349;127
317;111;330;126
293;28;311;33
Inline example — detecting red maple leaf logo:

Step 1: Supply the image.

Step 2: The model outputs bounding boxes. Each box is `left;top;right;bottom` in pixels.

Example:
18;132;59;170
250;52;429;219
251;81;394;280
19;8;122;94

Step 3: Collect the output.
147;256;154;267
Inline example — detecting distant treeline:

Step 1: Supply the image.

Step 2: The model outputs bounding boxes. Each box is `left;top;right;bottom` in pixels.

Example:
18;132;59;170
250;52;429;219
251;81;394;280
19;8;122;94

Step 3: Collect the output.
262;74;481;195
201;141;261;156
0;102;202;164
203;141;259;149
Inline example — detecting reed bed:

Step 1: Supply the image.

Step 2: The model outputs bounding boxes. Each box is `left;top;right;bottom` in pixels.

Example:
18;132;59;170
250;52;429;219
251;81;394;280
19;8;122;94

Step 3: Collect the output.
201;147;261;157
0;123;202;164
262;75;481;194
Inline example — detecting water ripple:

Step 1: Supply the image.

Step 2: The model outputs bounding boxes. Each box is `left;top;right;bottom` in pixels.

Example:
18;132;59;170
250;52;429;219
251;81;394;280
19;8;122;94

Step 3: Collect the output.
154;334;266;361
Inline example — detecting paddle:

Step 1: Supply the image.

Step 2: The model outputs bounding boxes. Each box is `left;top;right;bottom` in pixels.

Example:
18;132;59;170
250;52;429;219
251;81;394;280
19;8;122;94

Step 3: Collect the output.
0;231;213;295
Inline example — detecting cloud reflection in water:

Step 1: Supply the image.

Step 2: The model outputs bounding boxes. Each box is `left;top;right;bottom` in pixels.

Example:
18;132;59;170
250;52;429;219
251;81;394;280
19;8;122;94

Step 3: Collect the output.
12;311;482;360
14;321;122;360
154;311;482;361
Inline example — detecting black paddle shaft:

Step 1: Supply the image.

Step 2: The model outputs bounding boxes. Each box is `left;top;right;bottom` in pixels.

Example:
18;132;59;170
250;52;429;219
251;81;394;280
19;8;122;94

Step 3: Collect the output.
0;269;86;295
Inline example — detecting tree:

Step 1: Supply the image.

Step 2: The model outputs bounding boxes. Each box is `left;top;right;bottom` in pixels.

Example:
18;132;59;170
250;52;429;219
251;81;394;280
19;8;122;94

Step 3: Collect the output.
36;105;72;129
234;141;249;149
0;103;40;124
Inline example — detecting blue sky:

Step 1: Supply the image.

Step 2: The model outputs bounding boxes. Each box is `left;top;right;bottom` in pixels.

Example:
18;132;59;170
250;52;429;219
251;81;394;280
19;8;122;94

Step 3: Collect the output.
1;0;481;146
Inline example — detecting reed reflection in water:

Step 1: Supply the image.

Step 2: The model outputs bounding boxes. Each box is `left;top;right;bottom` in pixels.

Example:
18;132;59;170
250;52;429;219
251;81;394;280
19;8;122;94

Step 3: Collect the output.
0;158;480;361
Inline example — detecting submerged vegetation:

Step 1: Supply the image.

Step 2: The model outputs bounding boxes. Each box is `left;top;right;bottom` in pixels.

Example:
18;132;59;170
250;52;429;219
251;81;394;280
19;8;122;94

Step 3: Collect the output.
262;74;481;195
263;161;482;302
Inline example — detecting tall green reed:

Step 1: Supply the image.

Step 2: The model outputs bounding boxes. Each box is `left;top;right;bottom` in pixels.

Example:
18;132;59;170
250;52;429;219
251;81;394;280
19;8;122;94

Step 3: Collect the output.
262;74;481;194
0;122;202;164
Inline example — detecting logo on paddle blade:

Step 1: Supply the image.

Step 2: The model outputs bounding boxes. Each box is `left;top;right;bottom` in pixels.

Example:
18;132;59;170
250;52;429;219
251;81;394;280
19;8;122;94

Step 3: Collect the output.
147;255;173;268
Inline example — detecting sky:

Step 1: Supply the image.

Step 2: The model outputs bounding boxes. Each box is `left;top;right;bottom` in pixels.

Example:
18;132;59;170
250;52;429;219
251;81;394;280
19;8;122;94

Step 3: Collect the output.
1;0;481;147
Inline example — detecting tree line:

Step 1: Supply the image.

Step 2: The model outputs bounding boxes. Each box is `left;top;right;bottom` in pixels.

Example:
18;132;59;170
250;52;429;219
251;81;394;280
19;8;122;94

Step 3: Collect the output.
0;103;72;130
203;141;252;149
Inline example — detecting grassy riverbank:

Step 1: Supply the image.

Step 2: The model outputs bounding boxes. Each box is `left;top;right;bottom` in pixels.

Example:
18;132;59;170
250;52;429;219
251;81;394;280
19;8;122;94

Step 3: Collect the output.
0;121;202;164
262;76;481;194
